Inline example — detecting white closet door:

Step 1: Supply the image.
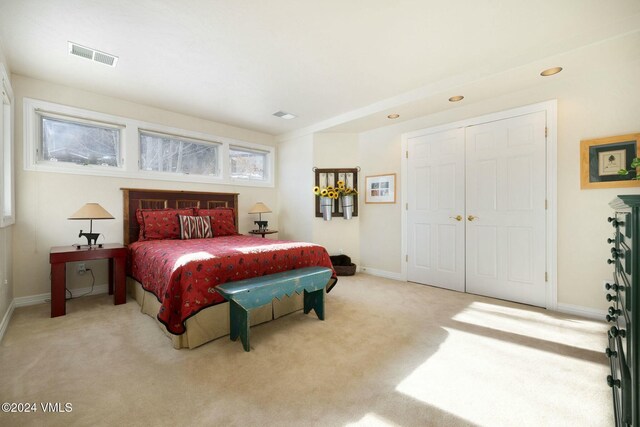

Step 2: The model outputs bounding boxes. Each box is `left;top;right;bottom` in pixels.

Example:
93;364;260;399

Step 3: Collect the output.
407;128;465;292
465;111;547;306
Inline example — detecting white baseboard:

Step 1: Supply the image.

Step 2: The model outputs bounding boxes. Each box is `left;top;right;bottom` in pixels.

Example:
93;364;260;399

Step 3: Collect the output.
1;283;109;342
555;303;606;320
359;266;404;281
356;270;606;321
13;284;109;308
0;299;15;343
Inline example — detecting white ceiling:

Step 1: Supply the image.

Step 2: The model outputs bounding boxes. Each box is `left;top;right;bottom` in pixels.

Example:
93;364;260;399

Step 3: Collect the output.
0;0;639;136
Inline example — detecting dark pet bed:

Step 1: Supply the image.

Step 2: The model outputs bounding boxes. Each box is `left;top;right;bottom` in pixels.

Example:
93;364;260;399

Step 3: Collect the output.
329;255;357;276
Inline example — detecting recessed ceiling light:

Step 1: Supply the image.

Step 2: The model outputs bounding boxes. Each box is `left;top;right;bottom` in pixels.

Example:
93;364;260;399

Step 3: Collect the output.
448;95;464;102
387;113;400;119
540;67;563;76
273;110;297;120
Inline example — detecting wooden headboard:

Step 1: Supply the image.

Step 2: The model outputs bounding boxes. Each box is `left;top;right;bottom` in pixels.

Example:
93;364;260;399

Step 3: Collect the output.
121;188;239;245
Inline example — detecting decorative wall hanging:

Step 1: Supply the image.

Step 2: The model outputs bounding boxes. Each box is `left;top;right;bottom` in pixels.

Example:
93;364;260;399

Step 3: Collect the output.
580;133;640;189
365;173;396;203
313;167;359;220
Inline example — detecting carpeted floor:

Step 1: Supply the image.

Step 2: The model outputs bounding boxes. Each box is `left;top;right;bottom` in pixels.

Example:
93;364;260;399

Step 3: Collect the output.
0;274;611;426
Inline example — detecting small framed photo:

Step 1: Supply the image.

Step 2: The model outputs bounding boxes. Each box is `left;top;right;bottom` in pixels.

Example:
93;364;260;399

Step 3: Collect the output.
365;173;396;203
580;133;640;189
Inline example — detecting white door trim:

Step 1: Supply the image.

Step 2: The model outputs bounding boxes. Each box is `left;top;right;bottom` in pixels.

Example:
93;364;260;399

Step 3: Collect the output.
401;100;558;309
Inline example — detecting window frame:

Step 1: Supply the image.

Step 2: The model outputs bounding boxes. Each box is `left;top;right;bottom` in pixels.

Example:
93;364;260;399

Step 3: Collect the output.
0;64;14;228
39;112;124;169
138;129;222;179
23;98;275;187
228;144;272;183
24;99;128;177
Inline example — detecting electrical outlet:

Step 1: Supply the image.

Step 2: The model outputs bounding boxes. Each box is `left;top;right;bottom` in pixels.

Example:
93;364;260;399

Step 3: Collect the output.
2;279;7;286
77;263;87;275
339;248;344;255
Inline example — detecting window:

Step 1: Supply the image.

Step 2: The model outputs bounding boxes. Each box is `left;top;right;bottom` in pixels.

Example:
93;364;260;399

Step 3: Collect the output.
0;64;14;227
140;131;220;177
40;115;121;167
229;145;268;181
23;98;274;187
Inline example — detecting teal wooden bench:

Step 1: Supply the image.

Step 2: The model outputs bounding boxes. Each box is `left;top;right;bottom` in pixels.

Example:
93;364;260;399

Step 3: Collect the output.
216;267;333;351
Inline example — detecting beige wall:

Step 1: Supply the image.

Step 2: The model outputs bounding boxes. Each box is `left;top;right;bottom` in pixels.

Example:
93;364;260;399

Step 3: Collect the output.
0;41;13;326
277;134;314;242
357;132;403;274
358;33;640;311
312;133;360;263
277;133;361;262
11;74;277;298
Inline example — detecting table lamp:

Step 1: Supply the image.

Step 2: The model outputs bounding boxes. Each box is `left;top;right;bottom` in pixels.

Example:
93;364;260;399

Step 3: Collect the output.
248;202;271;231
68;203;114;247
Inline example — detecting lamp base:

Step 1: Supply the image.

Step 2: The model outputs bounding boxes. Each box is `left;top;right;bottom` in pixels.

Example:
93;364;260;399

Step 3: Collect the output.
254;221;268;231
79;230;100;247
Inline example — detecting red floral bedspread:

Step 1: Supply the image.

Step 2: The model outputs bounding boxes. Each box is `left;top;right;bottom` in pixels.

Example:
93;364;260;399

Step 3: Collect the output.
128;235;336;335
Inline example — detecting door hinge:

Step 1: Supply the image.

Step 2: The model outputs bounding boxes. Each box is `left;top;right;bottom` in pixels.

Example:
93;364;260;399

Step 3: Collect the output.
545;126;548;138
545;199;548;210
406;203;408;210
545;272;548;282
406;254;408;262
406;150;408;159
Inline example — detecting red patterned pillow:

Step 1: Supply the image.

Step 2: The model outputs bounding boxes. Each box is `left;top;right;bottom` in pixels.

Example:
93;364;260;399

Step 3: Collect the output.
178;215;213;239
196;208;237;236
135;209;146;241
136;208;194;240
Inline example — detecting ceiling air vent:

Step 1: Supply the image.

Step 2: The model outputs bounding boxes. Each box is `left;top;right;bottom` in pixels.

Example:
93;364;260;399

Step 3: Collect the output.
68;42;118;67
273;110;297;120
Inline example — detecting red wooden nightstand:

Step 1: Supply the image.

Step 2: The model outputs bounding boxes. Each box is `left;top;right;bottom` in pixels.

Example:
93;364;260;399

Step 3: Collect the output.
49;244;127;317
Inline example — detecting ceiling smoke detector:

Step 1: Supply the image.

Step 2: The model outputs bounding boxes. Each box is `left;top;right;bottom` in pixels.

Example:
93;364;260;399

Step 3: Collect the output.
68;42;118;67
273;111;297;120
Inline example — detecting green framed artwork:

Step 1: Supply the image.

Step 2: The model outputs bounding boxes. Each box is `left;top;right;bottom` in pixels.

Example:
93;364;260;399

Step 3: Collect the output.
580;133;640;189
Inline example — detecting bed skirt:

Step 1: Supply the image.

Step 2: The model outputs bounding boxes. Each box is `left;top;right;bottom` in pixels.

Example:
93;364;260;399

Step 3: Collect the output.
127;276;304;349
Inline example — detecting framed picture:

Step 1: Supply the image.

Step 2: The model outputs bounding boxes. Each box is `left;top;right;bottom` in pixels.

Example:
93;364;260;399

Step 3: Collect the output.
580;133;640;189
313;168;359;218
365;173;396;203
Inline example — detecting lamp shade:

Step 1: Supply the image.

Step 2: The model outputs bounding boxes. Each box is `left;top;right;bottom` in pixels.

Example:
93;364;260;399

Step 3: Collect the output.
68;203;114;220
248;202;272;215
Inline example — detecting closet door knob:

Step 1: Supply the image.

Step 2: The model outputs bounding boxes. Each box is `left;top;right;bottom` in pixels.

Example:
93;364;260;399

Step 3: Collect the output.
449;215;462;221
468;215;478;221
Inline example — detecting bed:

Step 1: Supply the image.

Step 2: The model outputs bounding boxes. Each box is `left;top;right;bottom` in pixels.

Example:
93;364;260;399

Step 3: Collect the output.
122;188;337;349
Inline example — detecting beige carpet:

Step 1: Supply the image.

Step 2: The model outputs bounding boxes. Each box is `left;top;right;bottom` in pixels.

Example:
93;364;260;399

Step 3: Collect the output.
0;274;611;426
